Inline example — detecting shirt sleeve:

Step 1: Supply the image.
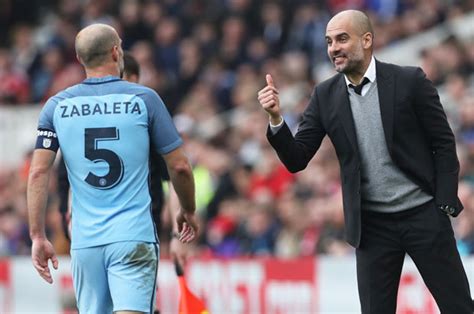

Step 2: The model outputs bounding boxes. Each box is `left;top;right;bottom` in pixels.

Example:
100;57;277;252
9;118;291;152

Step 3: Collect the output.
142;89;183;154
269;117;285;134
35;97;59;152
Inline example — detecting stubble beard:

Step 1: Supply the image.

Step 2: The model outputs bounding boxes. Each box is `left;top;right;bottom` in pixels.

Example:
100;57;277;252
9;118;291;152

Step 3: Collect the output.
331;40;365;73
334;50;365;76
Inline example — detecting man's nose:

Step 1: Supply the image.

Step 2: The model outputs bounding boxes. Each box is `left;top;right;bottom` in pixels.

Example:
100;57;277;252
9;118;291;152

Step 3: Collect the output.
328;43;340;55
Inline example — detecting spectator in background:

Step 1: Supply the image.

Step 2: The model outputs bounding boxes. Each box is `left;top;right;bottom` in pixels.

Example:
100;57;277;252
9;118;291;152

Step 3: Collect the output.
0;48;30;104
286;4;330;67
259;2;285;54
81;0;115;27
176;38;202;104
205;197;243;257
219;16;247;70
191;20;218;63
10;24;42;78
239;203;278;256
153;16;181;79
31;42;84;102
119;0;152;50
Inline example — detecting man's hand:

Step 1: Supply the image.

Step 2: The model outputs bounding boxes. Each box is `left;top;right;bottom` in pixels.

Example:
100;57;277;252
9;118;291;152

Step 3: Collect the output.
176;210;199;243
257;74;282;125
31;238;58;284
170;237;189;269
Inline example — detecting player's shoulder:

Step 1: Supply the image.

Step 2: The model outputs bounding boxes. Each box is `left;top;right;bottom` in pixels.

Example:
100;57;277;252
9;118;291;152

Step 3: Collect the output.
127;83;165;109
129;82;160;98
113;80;159;99
45;82;84;106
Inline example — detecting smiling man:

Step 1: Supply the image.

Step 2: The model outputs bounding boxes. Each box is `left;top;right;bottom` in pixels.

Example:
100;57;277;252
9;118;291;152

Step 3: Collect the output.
257;10;473;314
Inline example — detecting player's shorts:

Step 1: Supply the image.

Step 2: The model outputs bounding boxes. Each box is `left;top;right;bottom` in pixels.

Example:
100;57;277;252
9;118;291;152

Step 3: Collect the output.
71;241;159;313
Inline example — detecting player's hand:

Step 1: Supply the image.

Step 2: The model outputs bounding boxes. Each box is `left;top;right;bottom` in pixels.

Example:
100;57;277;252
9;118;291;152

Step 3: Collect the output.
31;238;58;284
170;236;189;268
257;74;282;124
176;210;199;243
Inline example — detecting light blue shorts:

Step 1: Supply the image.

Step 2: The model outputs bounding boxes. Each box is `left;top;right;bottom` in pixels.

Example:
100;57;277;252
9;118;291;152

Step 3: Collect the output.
71;241;159;313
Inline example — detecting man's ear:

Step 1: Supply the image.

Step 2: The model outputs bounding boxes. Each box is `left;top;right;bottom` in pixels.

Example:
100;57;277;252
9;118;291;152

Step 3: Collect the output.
363;32;373;50
111;46;119;62
76;53;83;65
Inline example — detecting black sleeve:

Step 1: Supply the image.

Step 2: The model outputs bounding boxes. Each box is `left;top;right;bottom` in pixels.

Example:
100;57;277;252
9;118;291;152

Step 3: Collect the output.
412;67;462;213
267;89;326;173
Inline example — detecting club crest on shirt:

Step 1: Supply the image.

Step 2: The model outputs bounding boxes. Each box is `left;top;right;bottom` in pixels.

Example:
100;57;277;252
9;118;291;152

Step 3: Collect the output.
43;138;52;148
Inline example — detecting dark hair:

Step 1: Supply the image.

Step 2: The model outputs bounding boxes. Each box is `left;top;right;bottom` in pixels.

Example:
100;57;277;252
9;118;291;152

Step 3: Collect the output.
123;52;140;77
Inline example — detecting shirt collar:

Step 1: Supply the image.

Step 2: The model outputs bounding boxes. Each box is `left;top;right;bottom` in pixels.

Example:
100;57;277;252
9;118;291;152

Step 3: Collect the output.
82;75;122;84
344;56;376;87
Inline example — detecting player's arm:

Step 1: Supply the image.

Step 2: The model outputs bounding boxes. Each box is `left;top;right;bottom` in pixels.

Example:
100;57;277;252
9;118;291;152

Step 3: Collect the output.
145;88;198;242
162;147;198;243
168;183;191;266
28;148;59;283
159;156;191;266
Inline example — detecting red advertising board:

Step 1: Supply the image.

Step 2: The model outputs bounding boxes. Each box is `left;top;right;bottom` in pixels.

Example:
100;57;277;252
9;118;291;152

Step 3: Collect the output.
2;257;472;313
156;258;318;313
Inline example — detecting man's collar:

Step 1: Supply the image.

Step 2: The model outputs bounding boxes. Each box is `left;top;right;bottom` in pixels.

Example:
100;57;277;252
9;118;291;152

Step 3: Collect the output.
82;75;122;84
344;56;376;86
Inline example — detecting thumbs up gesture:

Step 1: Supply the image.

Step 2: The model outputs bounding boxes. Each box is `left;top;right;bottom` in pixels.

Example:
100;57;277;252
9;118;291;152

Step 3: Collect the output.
258;74;282;125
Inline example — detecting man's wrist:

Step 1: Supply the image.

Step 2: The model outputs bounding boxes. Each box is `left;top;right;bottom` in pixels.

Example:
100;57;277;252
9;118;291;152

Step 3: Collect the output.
269;115;283;127
181;209;196;216
30;234;46;241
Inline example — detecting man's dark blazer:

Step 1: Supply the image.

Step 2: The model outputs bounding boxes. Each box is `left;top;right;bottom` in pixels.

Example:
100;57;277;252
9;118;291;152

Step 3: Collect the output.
267;59;463;248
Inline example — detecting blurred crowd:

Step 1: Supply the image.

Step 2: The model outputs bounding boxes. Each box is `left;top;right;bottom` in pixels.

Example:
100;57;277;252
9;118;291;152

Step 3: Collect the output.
0;0;473;258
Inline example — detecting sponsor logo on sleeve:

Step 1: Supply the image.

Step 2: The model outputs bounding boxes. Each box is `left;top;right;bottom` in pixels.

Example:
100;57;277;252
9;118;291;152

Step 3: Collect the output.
37;130;57;138
42;138;52;148
35;128;59;151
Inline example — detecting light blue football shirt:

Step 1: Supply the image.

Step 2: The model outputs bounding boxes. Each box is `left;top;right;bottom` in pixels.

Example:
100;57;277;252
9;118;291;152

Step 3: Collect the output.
36;76;183;249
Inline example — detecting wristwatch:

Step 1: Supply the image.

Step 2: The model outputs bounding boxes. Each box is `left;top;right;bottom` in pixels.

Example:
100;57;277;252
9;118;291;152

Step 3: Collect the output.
438;204;456;216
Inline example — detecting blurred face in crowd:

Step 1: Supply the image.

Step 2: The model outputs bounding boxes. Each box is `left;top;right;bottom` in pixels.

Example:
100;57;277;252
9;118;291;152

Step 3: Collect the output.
0;49;11;72
325;11;373;76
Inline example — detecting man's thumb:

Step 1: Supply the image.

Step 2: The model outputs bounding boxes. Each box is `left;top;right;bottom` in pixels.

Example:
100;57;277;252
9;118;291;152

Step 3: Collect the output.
266;74;275;87
51;255;59;269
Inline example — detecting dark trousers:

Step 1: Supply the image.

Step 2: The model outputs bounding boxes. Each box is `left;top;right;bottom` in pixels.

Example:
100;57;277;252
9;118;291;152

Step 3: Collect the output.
356;201;473;314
